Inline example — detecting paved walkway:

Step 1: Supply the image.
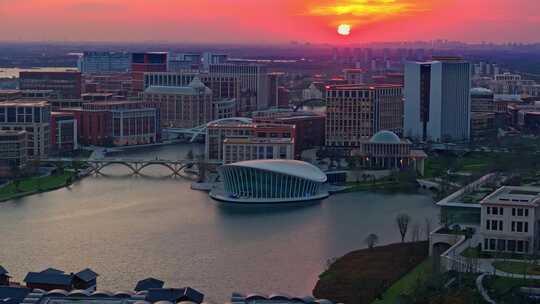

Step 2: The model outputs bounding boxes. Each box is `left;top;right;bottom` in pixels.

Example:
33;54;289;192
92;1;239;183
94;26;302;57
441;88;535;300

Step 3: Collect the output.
479;259;540;279
476;273;496;304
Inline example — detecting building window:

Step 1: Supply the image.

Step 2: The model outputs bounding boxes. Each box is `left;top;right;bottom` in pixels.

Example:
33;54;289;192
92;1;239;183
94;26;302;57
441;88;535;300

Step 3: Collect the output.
518;209;523;216
517;241;524;252
484;238;489;250
490;239;496;250
489;220;502;231
512;208;516;216
508;240;516;252
525;209;529;217
497;239;506;251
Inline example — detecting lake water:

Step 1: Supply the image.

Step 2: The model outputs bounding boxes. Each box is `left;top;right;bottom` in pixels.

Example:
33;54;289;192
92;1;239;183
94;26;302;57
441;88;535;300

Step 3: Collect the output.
0;144;438;302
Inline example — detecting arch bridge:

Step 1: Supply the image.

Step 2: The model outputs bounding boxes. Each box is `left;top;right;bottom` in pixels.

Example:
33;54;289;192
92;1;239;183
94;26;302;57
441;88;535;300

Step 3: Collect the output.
39;158;221;176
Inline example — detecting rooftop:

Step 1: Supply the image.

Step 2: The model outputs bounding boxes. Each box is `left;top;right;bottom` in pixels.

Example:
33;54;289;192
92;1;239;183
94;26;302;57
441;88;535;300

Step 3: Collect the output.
74;268;98;282
0;130;27;136
369;130;403;144
0;89;21;94
21;89;55;93
0;265;8;276
431;56;465;62
0;287;32;304
223;137;294;144
23;272;73;286
207;122;294;130
326;84;402;90
0;100;49;107
5;288;334;304
19;70;79;75
135;278;165;292
231;293;332;304
471;87;494;97
410;149;428;158
145;77;212;95
82;93;114;97
16;288;206;304
343;68;363;72
480;186;540;207
146;287;203;303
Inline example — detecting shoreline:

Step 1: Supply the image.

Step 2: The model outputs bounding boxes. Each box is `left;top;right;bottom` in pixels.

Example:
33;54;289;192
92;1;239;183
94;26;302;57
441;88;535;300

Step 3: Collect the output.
0;171;78;203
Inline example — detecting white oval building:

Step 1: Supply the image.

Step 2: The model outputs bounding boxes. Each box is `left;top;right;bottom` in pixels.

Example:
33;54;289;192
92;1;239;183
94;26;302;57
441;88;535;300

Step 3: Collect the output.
211;159;329;203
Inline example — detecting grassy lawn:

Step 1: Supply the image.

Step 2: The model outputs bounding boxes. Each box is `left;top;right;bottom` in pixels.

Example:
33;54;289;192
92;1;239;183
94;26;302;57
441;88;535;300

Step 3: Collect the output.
0;172;75;202
372;258;432;304
424;152;501;179
493;261;540;275
484;276;540;302
313;241;428;304
422;158;445;179
346;171;419;193
461;247;526;260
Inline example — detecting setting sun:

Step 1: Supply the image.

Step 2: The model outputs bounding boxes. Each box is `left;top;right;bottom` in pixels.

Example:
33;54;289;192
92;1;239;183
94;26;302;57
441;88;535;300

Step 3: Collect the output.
337;24;351;36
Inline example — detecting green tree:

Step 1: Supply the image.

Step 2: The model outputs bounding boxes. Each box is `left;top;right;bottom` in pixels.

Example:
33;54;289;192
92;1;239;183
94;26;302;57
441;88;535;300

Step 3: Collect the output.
9;162;22;193
36;177;43;192
54;161;65;175
65;175;73;186
364;233;379;249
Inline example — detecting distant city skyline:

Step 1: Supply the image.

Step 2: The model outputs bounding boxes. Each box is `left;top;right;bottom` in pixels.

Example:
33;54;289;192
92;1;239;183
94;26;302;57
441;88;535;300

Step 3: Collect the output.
0;0;539;44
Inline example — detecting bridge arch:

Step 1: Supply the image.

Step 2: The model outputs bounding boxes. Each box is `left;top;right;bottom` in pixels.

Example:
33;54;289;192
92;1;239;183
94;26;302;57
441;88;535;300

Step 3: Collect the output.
93;162;138;175
188;117;253;142
136;162;183;175
164;117;253;142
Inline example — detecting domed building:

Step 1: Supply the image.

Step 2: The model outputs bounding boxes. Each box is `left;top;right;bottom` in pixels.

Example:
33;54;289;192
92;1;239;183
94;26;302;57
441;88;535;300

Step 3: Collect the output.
352;130;427;175
211;159;329;203
369;130;402;144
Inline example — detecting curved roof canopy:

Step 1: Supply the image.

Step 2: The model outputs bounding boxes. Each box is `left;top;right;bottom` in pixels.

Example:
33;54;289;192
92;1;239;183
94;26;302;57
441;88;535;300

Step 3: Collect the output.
226;160;327;183
369;130;401;144
470;87;494;97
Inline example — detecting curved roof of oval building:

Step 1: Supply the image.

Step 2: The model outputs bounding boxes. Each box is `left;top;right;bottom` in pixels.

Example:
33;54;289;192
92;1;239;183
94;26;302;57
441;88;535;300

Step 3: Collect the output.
369;130;402;144
225;160;327;183
470;87;494;97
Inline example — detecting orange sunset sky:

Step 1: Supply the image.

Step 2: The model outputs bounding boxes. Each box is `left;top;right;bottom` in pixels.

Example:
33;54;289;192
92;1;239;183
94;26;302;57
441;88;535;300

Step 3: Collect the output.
0;0;538;43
